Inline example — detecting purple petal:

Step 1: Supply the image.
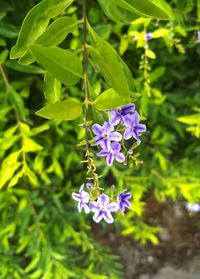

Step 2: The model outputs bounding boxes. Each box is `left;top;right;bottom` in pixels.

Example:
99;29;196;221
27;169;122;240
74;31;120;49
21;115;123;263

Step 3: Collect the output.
146;32;152;41
106;153;114;166
102;211;114;223
132;112;140;124
93;210;104;223
108;132;122;142
89;201;99;212
83;204;90;214
135;124;146;133
121;193;132;199
103;121;114;133
98;194;110;206
115;152;125;163
81;191;90;203
122;114;133;127
78;201;83;212
123;200;131;208
121;104;135;115
109;111;121;126
86;183;93;189
124;128;132;140
120;200;131;212
72;193;81;201
107;202;119;212
97;150;108;157
94;136;104;145
132;130;141;143
92;124;102;135
100;139;110;150
111;142;121;152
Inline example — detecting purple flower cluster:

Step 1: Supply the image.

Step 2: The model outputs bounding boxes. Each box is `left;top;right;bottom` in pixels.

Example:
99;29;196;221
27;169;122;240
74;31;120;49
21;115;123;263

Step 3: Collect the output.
145;32;153;41
72;184;132;223
92;104;146;166
186;203;200;213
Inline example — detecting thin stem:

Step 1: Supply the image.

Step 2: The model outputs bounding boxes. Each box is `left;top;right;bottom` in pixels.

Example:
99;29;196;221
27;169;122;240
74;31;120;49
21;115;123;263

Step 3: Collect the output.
82;0;89;154
82;0;99;190
0;63;26;165
0;63;9;91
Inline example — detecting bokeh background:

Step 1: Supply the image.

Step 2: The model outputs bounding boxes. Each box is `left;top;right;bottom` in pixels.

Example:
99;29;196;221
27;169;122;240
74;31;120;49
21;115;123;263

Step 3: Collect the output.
0;0;200;278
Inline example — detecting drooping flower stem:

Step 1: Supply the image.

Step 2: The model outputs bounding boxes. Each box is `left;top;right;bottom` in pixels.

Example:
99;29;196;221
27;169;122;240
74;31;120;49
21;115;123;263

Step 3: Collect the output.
82;0;89;147
82;0;99;190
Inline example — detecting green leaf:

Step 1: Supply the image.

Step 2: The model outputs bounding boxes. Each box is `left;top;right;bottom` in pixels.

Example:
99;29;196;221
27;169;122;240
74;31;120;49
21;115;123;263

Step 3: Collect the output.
37;16;78;46
0;49;9;64
25;252;40;273
10;0;73;59
177;114;200;125
0;126;18;151
19;16;79;65
35;99;83;120
8;86;26;121
0;23;18;38
5;60;44;74
0;135;19;152
0;106;12;120
44;72;61;104
152;28;169;38
150;66;165;83
145;49;156;59
97;0;138;22
29;45;82;85
198;0;200;21
132;0;173;19
30;125;49;136
23;137;43;153
0;150;22;189
98;0;173;22
93;88;129;110
87;26;131;97
25;165;38;186
8;169;24;188
118;56;135;91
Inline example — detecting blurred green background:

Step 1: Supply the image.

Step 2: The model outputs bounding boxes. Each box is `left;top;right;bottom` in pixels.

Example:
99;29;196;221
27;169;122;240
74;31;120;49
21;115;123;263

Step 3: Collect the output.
0;0;200;278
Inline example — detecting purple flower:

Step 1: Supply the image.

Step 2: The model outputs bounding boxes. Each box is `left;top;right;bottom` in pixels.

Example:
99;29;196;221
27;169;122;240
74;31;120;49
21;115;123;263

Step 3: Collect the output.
197;31;200;43
128;149;133;155
97;142;125;166
89;194;118;223
123;112;146;143
92;121;122;149
146;32;152;41
108;104;135;126
186;203;200;213
72;184;90;214
86;183;93;189
117;190;132;212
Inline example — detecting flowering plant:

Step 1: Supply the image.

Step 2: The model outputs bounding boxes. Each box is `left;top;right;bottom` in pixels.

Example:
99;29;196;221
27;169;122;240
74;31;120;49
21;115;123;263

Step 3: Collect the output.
72;184;132;223
72;104;146;223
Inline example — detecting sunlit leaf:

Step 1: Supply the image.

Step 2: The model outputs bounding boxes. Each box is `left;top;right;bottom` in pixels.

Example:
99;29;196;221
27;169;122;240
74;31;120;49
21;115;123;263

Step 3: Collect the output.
44;72;61;104
177;114;200;125
0;150;22;189
10;0;73;59
23;137;43;153
97;0;173;22
36;99;83;120
87;26;131;97
29;45;83;85
93;88;129;110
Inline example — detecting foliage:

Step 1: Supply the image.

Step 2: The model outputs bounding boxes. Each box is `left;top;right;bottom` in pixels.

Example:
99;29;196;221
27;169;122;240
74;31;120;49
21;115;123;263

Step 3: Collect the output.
0;0;200;278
